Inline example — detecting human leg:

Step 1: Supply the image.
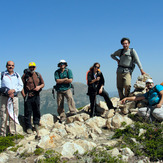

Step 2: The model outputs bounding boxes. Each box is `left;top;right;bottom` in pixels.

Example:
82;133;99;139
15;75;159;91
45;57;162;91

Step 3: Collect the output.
117;72;125;100
152;105;163;121
0;96;8;136
99;88;113;109
89;94;96;117
138;107;151;118
24;97;33;130
65;89;76;114
57;91;66;120
123;72;131;97
32;96;41;126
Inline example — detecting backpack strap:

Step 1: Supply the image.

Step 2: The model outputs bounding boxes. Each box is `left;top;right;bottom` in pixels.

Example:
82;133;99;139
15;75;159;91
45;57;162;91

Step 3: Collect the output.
58;69;69;79
120;48;133;58
1;72;5;80
1;71;19;80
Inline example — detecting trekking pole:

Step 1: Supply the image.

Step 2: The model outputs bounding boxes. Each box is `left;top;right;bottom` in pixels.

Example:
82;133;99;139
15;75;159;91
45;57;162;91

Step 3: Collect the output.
11;98;17;141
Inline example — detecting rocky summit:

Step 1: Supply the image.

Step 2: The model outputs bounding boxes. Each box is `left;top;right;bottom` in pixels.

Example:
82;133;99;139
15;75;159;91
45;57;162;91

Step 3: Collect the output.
0;74;163;163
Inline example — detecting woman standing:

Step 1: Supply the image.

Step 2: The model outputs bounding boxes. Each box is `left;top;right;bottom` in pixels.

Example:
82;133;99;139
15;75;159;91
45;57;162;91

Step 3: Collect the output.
87;62;114;117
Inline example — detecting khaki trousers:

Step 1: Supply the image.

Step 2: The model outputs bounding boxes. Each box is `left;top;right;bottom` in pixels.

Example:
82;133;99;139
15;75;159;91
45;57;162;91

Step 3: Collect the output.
117;72;131;100
57;89;76;120
0;96;19;136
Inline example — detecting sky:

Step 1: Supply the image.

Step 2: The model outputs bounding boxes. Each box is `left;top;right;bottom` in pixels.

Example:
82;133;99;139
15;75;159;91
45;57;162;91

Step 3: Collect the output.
0;0;163;93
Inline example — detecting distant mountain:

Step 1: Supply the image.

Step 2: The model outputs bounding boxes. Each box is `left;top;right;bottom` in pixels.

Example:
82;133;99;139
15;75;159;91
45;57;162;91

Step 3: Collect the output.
11;82;118;116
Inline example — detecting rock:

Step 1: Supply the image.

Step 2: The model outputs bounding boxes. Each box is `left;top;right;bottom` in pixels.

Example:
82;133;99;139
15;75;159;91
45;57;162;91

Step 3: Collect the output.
121;147;134;157
110;97;120;107
40;114;55;129
60;142;85;158
0;153;9;163
108;148;120;157
105;109;115;118
111;114;125;129
65;121;88;138
101;140;118;147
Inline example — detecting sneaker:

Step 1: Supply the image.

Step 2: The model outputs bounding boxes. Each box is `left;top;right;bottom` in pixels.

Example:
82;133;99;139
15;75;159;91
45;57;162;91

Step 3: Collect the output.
27;128;33;134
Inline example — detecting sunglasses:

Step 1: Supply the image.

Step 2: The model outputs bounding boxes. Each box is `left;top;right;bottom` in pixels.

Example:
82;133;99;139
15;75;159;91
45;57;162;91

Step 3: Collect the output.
94;66;100;69
29;66;36;68
146;82;153;85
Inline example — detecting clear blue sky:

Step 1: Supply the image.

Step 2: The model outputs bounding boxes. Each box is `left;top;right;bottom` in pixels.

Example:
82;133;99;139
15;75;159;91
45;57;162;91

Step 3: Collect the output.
0;0;163;92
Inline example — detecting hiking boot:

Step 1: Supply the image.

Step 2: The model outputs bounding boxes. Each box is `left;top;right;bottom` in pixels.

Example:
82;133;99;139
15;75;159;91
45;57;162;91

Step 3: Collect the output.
27;128;33;134
34;124;39;132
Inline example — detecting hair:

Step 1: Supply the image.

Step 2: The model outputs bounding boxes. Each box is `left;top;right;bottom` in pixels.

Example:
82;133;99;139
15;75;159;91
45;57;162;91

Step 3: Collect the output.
121;37;130;44
89;62;100;72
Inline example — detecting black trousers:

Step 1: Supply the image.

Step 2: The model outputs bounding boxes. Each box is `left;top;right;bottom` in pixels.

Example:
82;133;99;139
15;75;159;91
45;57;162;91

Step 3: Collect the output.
89;88;113;116
24;95;40;129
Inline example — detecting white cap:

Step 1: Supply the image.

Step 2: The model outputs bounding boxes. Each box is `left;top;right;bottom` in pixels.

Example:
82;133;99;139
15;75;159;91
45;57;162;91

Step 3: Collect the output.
59;59;66;63
145;79;153;83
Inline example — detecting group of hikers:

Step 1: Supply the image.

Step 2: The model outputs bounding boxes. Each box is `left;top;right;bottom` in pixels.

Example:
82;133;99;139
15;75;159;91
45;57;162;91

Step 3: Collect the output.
0;37;163;139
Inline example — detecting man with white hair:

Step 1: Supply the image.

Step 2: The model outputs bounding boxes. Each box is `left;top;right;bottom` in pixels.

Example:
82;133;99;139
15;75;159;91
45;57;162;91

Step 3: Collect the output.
121;79;163;121
54;60;77;122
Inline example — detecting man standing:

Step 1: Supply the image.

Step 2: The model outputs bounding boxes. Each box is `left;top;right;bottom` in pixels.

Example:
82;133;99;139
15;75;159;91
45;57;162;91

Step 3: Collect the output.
121;79;163;121
21;62;44;136
111;37;146;100
54;60;77;122
0;61;23;136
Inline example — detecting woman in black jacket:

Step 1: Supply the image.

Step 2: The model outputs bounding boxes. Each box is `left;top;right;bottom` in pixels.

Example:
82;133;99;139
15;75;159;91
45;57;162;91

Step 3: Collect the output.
87;62;114;117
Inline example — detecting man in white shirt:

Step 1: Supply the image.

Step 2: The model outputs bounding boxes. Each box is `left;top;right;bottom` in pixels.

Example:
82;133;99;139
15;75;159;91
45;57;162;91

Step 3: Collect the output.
0;61;23;136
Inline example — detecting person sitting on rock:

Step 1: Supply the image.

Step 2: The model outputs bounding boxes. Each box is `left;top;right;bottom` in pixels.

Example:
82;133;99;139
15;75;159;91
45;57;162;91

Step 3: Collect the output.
87;62;115;117
121;79;163;121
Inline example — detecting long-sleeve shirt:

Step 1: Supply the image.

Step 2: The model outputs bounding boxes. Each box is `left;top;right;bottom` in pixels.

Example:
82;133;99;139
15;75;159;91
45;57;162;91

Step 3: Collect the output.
0;70;23;95
111;48;143;73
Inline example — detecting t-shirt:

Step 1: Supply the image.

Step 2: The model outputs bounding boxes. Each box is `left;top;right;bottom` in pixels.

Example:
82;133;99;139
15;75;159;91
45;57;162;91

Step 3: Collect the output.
144;85;163;106
110;48;143;73
54;68;73;91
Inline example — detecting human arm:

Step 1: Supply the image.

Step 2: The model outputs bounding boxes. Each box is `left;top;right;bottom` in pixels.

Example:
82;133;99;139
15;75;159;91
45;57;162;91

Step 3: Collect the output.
33;74;45;91
110;49;121;64
121;96;145;104
133;49;146;75
156;90;163;108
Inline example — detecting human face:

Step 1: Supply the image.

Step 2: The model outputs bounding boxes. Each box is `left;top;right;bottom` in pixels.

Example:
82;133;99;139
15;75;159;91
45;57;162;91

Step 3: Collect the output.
146;82;154;89
94;64;100;72
59;63;66;69
29;66;36;73
122;40;130;50
6;61;15;74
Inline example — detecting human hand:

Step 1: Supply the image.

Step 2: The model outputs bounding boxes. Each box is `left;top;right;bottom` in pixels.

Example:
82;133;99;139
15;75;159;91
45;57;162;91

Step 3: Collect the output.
34;86;41;91
156;104;162;108
96;77;100;81
121;98;127;104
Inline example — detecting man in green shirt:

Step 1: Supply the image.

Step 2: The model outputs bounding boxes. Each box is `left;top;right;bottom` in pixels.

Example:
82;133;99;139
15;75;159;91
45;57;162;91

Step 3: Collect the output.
54;60;77;122
111;38;146;100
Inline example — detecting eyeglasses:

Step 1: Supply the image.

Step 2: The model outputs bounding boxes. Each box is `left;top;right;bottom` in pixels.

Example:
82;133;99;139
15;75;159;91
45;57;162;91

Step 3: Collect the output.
29;66;36;68
94;66;100;69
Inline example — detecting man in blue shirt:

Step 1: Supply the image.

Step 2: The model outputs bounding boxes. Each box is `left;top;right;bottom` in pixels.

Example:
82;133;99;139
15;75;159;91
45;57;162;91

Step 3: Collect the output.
121;79;163;121
54;60;77;122
0;61;23;136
